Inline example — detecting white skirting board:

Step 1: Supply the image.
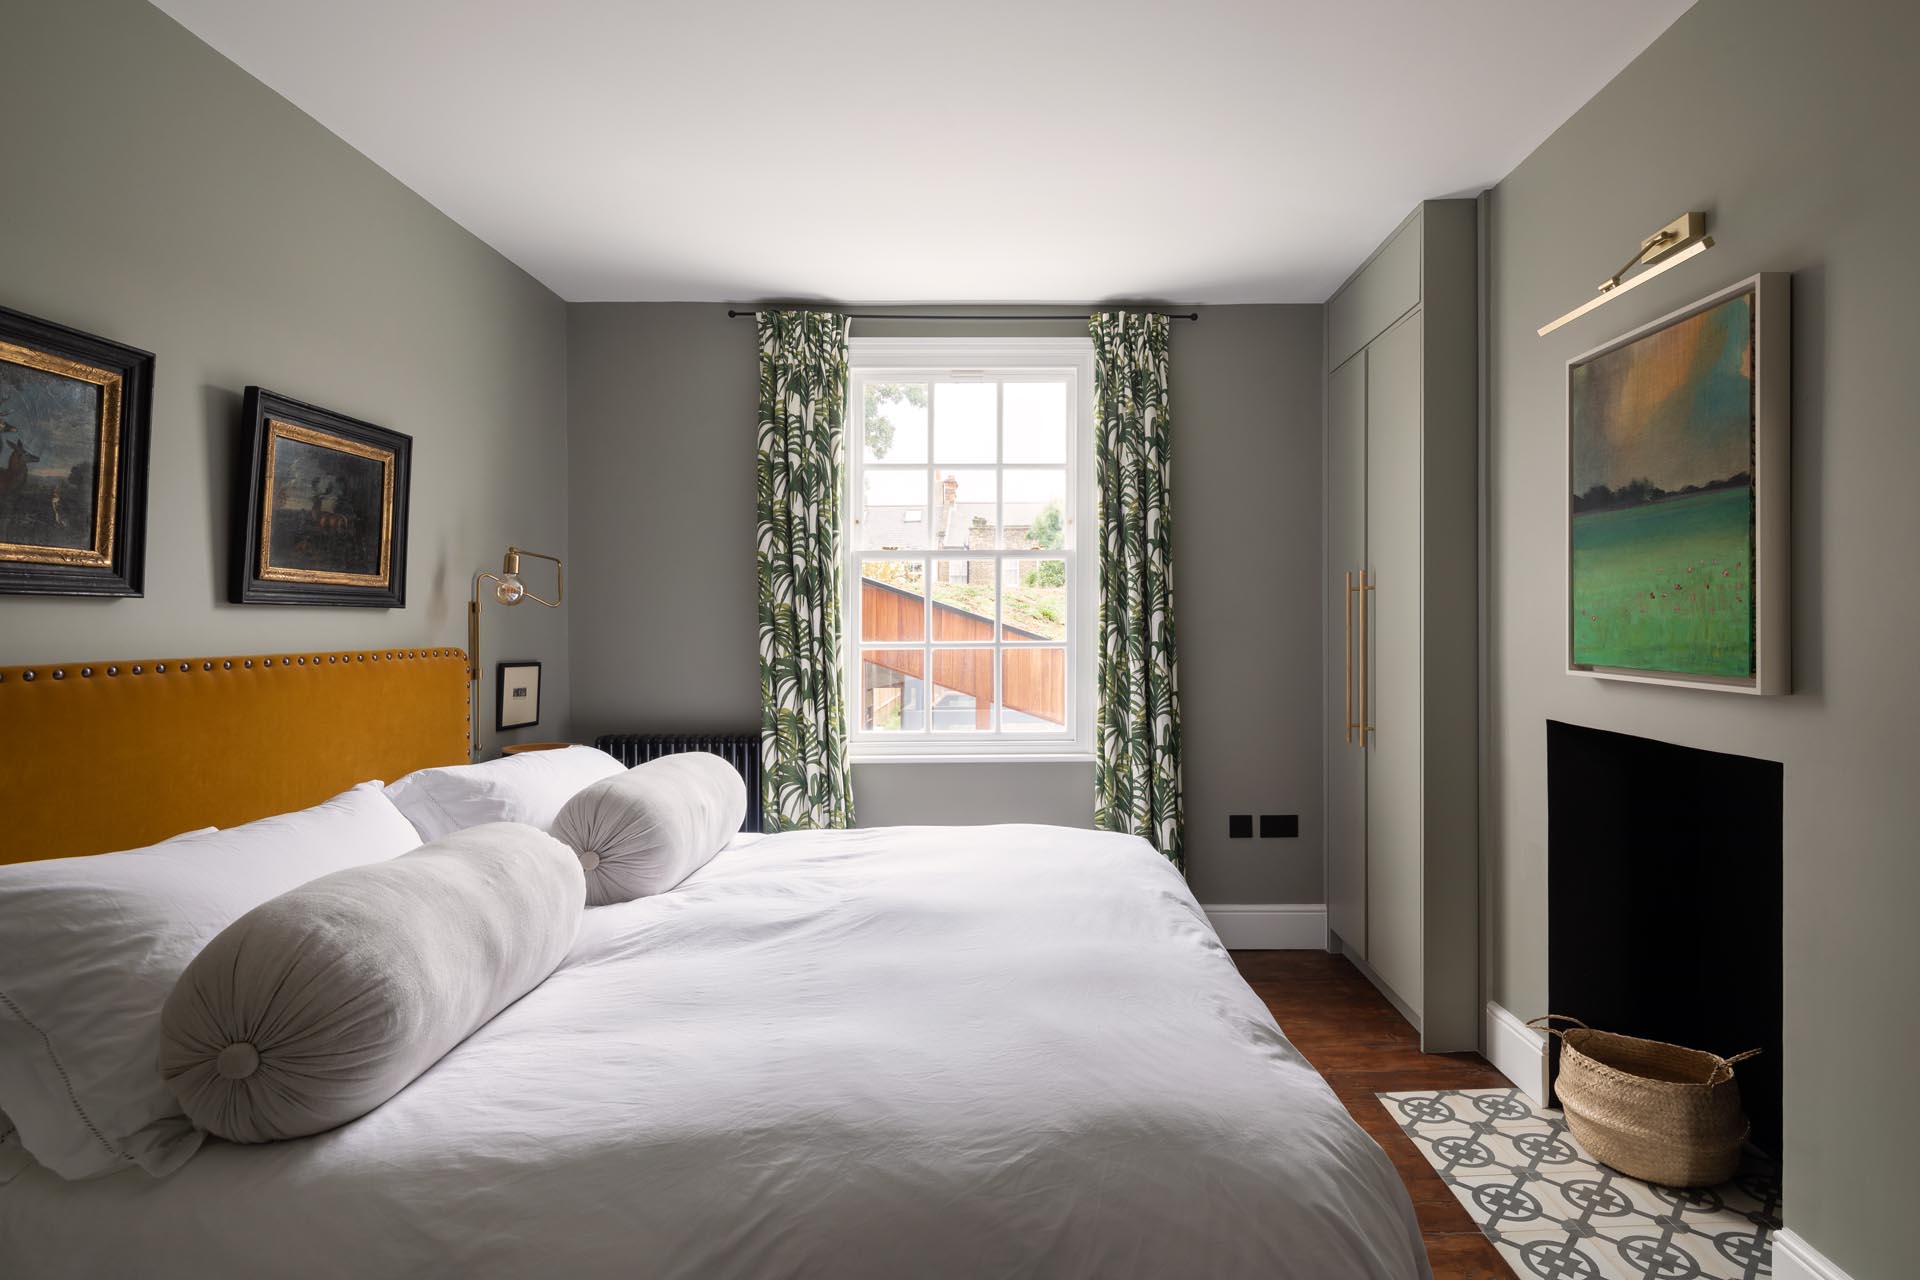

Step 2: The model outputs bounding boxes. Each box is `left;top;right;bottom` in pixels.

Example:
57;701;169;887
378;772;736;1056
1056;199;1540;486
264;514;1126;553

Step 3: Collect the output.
1202;904;1328;950
1771;1231;1854;1280
1483;1001;1548;1106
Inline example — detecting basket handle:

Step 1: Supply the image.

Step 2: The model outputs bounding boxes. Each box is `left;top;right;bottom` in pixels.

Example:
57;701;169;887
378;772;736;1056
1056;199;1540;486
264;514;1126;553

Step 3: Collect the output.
1724;1048;1762;1066
1525;1014;1590;1040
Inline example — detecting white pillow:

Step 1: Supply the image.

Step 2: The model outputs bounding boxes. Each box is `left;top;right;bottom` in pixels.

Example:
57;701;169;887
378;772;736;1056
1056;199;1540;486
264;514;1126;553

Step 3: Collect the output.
382;746;626;842
0;824;217;1186
162;823;583;1144
551;753;747;906
0;784;421;1180
0;826;216;1187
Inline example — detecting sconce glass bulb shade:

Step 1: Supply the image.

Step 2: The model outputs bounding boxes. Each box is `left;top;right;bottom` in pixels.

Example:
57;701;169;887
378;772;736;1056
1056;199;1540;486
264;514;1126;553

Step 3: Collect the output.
494;574;526;605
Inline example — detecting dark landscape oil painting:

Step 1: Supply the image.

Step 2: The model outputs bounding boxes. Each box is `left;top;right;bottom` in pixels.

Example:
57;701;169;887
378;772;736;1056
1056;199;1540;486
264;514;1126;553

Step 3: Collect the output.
1569;288;1755;680
234;387;409;607
266;426;389;579
0;304;149;597
0;356;103;555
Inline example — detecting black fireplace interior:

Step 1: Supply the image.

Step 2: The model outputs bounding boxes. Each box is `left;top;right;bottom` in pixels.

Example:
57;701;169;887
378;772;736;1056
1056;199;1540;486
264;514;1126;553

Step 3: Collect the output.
1546;719;1783;1157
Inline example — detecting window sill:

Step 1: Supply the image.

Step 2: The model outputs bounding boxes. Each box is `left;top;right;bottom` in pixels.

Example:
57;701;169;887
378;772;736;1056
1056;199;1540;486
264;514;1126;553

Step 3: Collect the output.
849;752;1096;766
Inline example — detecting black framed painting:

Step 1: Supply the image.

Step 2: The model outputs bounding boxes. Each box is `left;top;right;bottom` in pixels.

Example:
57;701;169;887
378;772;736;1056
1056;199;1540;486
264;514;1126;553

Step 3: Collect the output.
0;305;152;597
495;660;542;732
233;388;411;607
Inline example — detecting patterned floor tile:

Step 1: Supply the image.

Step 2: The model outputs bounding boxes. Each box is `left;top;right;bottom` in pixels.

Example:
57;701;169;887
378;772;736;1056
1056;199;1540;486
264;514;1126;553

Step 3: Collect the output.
1493;1229;1617;1280
1380;1088;1779;1280
1448;1172;1589;1232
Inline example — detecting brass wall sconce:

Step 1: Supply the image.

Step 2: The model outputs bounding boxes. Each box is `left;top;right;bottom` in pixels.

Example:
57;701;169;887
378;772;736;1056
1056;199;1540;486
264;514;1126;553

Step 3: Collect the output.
469;546;563;756
1538;212;1715;337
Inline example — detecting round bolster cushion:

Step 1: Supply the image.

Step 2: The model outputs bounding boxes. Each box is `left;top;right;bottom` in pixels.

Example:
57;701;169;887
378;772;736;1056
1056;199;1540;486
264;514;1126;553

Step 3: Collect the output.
552;752;747;906
159;822;584;1144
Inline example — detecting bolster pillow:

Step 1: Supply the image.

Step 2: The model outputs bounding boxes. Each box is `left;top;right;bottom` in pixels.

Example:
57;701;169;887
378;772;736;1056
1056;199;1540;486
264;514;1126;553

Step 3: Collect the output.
159;823;584;1144
552;752;746;905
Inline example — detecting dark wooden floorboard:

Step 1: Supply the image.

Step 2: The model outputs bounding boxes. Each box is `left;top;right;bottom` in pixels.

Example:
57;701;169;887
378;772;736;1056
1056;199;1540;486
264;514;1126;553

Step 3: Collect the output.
1231;950;1512;1280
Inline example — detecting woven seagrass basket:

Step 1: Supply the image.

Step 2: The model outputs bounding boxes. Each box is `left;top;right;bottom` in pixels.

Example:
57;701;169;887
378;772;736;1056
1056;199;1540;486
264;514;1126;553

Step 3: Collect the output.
1530;1015;1760;1188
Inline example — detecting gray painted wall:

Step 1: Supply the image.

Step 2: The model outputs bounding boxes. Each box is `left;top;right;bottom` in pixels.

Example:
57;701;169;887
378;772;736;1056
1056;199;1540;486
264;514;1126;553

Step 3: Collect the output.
1485;1;1919;1271
1176;306;1325;905
565;304;757;739
567;303;1324;904
0;0;570;755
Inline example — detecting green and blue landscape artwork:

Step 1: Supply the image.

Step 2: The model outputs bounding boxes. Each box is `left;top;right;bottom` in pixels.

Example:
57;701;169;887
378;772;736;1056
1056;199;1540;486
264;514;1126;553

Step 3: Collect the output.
1569;289;1755;679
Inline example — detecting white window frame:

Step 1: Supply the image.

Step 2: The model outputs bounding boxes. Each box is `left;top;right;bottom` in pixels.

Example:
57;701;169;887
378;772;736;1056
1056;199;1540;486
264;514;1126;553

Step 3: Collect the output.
845;337;1097;763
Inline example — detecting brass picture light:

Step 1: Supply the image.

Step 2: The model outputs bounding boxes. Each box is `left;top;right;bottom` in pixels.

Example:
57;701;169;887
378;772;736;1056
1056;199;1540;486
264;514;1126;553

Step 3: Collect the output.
1538;212;1715;337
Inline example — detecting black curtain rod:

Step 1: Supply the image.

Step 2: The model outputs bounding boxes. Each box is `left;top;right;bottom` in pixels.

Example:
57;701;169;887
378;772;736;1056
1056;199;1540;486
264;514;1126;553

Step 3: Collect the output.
725;309;1198;322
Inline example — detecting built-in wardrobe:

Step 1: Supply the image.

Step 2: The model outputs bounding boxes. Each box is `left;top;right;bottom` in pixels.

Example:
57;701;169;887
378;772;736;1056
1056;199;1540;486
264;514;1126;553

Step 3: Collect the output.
1324;200;1479;1052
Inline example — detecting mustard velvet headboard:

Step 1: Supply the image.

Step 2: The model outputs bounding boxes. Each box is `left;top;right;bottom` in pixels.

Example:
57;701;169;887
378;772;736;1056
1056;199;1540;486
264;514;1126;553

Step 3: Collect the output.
0;647;470;864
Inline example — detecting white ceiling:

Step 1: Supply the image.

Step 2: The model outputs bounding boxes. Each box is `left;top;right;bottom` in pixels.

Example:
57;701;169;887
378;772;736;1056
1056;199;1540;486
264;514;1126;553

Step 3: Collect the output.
153;0;1693;304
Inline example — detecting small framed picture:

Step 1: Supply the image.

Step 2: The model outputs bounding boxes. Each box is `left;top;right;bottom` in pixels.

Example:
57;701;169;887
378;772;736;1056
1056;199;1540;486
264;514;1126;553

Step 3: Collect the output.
233;387;411;607
496;660;542;732
0;304;153;597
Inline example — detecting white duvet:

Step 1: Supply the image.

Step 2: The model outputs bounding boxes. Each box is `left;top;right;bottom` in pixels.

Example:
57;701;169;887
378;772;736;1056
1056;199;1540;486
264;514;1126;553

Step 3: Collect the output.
0;825;1428;1279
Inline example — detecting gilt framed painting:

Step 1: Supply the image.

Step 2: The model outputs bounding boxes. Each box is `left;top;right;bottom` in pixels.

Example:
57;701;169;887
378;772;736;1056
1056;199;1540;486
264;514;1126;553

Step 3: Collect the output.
0;305;152;597
1566;273;1789;693
233;387;411;607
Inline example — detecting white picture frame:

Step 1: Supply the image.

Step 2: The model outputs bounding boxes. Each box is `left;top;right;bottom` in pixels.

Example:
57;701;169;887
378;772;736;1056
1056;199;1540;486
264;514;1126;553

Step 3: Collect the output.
1565;272;1790;694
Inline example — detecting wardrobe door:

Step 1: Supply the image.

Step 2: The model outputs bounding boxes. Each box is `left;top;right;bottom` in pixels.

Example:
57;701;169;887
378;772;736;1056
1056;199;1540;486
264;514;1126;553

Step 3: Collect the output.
1325;352;1368;957
1362;310;1425;1010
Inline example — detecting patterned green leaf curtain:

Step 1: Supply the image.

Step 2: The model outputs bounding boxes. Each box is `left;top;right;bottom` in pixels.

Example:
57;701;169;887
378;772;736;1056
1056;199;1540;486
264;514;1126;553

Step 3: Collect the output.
756;310;856;831
1090;311;1185;868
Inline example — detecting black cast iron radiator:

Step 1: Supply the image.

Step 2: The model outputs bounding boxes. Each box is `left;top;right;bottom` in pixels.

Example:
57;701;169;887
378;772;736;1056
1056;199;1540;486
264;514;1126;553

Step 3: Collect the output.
593;733;763;833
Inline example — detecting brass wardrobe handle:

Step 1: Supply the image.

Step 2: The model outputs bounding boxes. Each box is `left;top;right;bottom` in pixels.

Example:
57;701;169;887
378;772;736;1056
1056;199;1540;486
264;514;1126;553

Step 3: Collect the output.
1359;570;1375;746
1344;571;1355;745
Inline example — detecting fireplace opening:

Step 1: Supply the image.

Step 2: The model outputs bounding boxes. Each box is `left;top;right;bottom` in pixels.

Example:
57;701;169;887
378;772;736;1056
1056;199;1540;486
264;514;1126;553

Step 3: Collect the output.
1546;720;1783;1157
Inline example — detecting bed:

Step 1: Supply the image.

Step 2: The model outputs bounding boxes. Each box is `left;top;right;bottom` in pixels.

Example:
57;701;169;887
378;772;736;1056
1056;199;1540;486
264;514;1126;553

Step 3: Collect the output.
0;650;1428;1279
